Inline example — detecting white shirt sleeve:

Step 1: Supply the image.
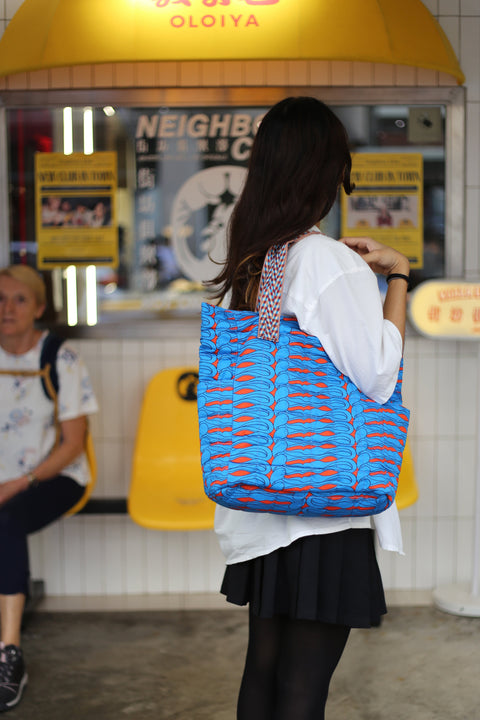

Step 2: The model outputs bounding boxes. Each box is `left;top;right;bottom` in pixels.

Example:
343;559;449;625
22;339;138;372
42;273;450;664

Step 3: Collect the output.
56;342;99;422
282;234;403;404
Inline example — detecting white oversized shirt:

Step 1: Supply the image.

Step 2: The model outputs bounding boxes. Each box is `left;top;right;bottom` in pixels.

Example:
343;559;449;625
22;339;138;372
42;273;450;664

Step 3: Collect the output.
214;231;404;564
0;331;98;487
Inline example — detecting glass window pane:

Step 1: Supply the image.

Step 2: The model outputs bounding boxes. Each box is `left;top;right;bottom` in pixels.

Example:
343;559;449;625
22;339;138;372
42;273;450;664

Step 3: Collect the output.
6;102;446;325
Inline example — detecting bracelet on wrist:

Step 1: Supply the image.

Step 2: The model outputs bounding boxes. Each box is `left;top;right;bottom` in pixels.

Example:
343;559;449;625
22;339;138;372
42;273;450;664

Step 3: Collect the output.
26;471;39;487
386;272;410;287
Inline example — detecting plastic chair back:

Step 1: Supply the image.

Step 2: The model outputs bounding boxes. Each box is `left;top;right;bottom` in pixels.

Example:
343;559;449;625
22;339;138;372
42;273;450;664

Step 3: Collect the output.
65;429;97;516
396;439;419;510
129;367;215;530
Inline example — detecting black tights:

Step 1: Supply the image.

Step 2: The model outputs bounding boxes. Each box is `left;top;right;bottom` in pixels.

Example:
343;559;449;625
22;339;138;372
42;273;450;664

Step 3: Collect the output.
237;608;350;720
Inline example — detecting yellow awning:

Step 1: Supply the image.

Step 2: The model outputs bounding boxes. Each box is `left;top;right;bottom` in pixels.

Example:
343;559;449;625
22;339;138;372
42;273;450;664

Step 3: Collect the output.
0;0;465;85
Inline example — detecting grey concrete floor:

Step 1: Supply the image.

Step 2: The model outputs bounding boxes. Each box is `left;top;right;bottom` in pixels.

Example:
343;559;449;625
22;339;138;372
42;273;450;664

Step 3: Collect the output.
9;606;480;719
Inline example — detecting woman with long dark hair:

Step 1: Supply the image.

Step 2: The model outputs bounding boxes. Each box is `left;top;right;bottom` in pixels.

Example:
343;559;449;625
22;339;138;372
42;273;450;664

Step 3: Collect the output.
207;96;410;720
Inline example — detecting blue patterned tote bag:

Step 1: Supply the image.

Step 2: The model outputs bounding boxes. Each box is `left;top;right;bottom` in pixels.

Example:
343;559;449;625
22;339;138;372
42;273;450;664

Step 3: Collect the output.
197;240;410;517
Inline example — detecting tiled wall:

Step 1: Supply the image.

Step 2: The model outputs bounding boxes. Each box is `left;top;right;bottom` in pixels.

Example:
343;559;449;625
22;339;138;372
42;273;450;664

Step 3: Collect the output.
2;0;480;601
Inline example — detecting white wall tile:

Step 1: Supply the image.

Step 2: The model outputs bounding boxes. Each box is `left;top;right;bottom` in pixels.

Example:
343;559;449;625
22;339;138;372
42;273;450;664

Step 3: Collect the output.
5;0;23;19
309;61;331;86
376;544;395;589
124;521;147;594
457;353;478;436
207;531;226;592
391;519;415;589
82;519;106;595
121;439;135;496
330;61;352;86
414;439;437;518
460;17;480;101
97;438;128;496
455;518;475;584
62;521;85;595
414;355;437;437
422;0;439;15
394;65;417;86
121;357;144;441
38;523;65;595
416;67;439;85
165;532;189;593
103;519;126;594
265;60;287;86
436;438;458;515
98;353;124;440
414;519;436;589
352;62;374;86
456;438;477;516
461;0;480;15
439;16;460;58
439;0;460;14
287;60;308;86
373;63;395;86
186;531;213;593
436;356;458;436
465;186;480;278
145;530;168;593
465;102;480;188
435;518;457;585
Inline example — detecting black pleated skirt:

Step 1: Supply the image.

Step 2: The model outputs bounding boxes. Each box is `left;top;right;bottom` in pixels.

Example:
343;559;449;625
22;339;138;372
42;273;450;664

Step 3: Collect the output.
220;529;386;628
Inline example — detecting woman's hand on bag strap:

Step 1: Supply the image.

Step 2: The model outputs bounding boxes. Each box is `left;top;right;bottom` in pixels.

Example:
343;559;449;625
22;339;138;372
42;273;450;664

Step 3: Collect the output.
339;236;410;278
340;236;410;347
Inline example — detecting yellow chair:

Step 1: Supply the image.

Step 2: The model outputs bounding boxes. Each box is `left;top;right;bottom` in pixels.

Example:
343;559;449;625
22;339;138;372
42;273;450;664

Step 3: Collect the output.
128;367;215;530
396;439;418;510
65;429;97;516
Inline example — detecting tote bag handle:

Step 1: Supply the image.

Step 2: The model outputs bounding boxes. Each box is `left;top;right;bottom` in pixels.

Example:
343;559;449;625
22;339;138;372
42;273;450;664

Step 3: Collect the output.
256;233;311;342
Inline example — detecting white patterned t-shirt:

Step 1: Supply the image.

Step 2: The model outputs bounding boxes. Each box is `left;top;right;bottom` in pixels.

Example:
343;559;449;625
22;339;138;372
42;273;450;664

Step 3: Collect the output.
0;331;98;486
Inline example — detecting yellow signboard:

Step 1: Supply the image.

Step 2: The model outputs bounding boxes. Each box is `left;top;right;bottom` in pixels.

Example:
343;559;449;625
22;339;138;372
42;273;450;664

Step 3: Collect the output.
35;152;118;269
409;280;480;339
0;0;465;84
341;153;424;269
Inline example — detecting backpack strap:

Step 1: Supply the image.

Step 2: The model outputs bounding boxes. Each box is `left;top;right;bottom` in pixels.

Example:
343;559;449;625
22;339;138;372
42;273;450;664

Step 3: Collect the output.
39;333;66;447
39;333;65;400
0;333;65;401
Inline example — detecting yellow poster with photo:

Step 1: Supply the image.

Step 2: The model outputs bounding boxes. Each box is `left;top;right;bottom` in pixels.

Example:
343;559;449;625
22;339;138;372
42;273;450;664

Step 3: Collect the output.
35;152;118;269
341;153;424;269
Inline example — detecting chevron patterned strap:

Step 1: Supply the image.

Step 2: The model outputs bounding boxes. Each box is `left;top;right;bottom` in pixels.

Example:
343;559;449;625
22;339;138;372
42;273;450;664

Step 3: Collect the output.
257;233;310;342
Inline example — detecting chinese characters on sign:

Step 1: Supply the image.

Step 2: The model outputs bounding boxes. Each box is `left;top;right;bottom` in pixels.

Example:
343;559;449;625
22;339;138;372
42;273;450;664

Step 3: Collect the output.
152;1;279;6
35;152;118;269
341;153;424;269
409;281;480;338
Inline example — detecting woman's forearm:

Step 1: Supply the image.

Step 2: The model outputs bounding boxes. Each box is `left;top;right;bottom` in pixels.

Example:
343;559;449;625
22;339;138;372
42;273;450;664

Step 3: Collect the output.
20;416;87;485
383;274;409;347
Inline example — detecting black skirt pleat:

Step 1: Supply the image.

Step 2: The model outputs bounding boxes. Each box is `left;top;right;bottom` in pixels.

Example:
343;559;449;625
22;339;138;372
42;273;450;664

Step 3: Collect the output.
220;529;386;628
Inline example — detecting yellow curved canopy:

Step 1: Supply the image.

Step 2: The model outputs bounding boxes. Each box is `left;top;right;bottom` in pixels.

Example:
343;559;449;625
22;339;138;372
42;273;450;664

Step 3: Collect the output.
0;0;465;84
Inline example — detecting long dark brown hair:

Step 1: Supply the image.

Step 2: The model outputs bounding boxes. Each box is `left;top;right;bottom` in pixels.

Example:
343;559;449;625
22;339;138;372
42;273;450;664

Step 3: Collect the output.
207;96;355;310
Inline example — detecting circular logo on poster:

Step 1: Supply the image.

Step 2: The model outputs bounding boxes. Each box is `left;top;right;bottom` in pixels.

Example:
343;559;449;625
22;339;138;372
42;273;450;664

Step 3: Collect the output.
170;165;246;283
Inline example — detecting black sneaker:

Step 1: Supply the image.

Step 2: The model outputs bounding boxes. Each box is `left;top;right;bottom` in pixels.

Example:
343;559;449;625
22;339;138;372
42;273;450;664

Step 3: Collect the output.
0;645;28;712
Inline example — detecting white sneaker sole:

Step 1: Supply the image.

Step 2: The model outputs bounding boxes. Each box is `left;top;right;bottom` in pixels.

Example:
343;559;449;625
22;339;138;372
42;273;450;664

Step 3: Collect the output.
4;672;28;710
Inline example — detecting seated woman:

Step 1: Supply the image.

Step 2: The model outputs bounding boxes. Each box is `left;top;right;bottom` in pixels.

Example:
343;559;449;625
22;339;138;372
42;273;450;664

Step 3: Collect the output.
0;265;98;712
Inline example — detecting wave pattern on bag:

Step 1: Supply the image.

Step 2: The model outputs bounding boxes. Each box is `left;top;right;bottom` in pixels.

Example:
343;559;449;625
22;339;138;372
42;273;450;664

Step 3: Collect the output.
198;303;410;517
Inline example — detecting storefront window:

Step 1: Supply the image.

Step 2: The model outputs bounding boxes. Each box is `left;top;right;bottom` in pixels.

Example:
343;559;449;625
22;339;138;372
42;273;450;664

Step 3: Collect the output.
6;102;446;326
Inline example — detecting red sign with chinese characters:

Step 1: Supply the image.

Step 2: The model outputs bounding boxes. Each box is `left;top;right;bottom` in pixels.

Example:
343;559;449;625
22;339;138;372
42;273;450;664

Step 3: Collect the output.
409;280;480;339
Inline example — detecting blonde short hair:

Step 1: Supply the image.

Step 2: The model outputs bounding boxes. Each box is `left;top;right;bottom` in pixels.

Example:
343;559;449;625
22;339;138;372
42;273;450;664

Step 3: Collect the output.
0;265;47;307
